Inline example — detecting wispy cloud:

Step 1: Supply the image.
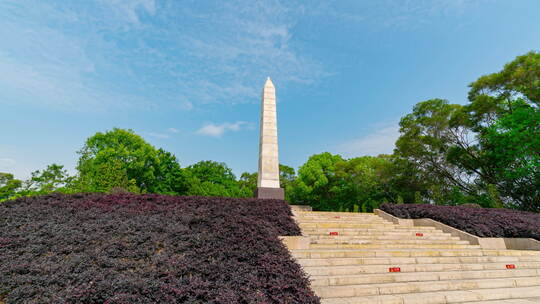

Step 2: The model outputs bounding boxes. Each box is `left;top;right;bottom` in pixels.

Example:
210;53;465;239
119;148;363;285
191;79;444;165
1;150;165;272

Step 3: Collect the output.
0;0;325;110
167;128;180;134
336;122;400;158
0;0;485;112
196;121;249;137
178;101;194;111
306;0;488;29
101;0;156;25
0;1;154;110
375;0;488;27
147;132;169;139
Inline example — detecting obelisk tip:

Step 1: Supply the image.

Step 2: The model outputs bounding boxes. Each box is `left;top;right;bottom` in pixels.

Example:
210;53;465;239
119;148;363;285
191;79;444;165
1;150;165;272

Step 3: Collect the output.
265;77;274;87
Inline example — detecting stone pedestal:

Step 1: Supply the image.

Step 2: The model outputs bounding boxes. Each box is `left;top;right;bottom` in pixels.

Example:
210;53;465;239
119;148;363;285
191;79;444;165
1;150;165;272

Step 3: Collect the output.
256;77;284;199
255;187;285;200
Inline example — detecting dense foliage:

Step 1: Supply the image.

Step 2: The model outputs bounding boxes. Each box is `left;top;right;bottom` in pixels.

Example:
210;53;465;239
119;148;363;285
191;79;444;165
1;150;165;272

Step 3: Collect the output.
184;160;249;197
2;51;538;212
0;173;21;201
392;51;540;211
381;203;540;240
285;153;424;212
0;194;318;303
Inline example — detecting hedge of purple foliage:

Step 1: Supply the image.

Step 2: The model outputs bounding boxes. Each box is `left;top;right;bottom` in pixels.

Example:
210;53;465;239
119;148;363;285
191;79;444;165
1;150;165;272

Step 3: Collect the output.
0;194;319;304
380;203;540;241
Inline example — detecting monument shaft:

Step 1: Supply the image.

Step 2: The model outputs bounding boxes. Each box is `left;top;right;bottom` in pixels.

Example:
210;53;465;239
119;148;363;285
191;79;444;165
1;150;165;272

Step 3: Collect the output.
256;77;284;199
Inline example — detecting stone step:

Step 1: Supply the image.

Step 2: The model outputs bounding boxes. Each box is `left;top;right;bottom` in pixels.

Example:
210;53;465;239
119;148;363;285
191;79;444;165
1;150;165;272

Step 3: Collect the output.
319;286;540;304
314;276;540;298
309;243;481;250
291;210;540;303
302;228;447;235
310;235;461;241
295;213;381;217
310;239;469;245
291;249;540;259
294;211;376;216
301;226;439;232
295;216;383;220
289;205;313;212
297;220;390;224
300;224;432;228
301;262;540;276
463;298;540;303
296;256;540;267
310;269;540;287
295;214;383;218
299;223;396;229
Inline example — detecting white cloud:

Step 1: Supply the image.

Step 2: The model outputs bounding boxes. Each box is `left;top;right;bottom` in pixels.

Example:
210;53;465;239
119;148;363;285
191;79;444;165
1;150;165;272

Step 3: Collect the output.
196;121;248;137
0;1;154;111
167;128;180;133
152;1;325;105
179;100;194;111
0;158;16;170
337;122;400;157
101;0;156;25
147;132;169;139
0;0;325;110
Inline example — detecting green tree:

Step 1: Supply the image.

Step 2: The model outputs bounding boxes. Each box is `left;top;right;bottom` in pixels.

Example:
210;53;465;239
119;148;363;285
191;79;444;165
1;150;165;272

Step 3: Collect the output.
395;99;479;202
0;173;22;201
238;164;298;200
452;51;540;210
185;161;249;197
386;155;430;204
76;128;187;194
239;171;258;195
395;52;540;210
74;159;140;193
24;164;74;194
290;152;345;211
77;128;159;192
279;164;297;201
468;51;540;107
153;149;190;195
479;103;540;211
334;156;384;212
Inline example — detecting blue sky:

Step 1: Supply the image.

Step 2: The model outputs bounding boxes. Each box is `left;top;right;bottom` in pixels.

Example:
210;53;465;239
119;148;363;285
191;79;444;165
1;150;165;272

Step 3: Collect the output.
1;0;539;179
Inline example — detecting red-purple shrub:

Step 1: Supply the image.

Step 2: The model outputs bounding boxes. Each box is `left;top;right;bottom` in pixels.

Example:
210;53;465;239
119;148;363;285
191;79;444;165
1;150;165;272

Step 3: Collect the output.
380;203;540;241
0;194;319;303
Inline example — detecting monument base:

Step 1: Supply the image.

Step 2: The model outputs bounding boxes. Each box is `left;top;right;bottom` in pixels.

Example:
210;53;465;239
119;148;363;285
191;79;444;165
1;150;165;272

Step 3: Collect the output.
255;187;285;200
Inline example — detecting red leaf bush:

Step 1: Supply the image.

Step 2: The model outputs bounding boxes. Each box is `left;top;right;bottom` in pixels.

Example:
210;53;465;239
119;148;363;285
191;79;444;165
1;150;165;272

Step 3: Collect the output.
380;203;540;241
0;194;319;303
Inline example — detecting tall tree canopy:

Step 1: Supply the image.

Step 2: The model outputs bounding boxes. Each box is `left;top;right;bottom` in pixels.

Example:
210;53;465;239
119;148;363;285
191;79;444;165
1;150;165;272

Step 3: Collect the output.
185;160;249;197
395;51;540;210
76;128;186;194
0;173;21;201
462;51;540;210
290;152;345;211
23;164;73;194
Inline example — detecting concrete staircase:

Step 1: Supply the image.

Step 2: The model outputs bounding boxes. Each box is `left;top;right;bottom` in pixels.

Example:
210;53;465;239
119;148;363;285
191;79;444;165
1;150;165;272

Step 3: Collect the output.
291;209;540;304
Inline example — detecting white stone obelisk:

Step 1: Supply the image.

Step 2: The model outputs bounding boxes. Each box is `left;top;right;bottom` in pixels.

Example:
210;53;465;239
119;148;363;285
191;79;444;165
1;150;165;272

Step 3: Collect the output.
256;77;284;199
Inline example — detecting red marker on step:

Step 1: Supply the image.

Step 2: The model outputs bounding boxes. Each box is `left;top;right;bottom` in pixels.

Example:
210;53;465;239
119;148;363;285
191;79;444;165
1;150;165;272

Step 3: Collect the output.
329;232;339;236
389;267;401;272
506;264;516;269
416;233;423;237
